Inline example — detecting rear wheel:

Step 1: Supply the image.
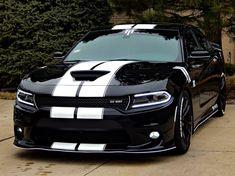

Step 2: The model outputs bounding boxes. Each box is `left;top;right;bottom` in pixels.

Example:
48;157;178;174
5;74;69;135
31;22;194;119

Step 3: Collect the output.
215;76;226;117
174;91;193;154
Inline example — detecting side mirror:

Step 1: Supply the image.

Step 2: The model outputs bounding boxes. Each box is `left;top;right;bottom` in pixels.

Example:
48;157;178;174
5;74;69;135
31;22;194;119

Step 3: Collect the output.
189;50;210;59
189;51;211;68
210;42;222;52
53;51;65;60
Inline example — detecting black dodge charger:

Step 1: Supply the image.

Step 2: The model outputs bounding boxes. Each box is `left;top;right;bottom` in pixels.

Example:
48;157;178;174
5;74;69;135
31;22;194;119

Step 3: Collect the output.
14;23;226;154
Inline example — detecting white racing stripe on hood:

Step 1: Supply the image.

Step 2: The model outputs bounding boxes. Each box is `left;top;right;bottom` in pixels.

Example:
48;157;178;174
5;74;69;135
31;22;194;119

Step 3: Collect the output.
78;61;134;97
52;61;104;97
51;61;135;120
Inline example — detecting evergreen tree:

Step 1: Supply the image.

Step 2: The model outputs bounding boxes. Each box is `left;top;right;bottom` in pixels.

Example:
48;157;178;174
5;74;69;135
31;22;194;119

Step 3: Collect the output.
109;0;235;44
0;0;112;88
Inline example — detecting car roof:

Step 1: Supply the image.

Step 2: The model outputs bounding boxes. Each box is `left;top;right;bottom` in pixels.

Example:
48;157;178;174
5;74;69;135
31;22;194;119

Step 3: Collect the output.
91;23;197;31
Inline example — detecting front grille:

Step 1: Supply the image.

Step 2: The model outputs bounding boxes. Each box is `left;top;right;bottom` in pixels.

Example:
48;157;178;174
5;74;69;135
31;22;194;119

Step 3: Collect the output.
35;95;130;110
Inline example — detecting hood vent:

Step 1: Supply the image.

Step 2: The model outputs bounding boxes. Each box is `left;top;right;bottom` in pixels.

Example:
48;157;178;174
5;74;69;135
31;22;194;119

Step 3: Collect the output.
70;70;110;81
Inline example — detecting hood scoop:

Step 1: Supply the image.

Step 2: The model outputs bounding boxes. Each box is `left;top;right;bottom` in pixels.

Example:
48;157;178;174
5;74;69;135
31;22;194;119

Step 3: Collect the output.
70;70;110;81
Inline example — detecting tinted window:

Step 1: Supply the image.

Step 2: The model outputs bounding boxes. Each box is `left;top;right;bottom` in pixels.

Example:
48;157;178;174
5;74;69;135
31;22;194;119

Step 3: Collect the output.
65;30;182;62
184;30;199;54
194;30;212;51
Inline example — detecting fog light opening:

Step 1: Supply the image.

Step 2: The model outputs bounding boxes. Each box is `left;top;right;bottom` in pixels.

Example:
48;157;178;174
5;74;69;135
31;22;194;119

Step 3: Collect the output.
149;131;160;140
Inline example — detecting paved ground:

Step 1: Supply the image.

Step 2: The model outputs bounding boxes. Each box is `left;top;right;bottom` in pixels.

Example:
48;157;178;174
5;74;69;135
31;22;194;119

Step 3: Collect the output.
0;99;235;176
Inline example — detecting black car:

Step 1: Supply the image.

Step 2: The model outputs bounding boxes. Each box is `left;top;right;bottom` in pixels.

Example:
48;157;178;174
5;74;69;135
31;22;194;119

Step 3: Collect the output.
14;23;226;154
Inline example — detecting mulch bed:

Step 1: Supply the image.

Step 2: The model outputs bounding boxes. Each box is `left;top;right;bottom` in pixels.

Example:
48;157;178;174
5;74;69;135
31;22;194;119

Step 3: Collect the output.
227;99;235;104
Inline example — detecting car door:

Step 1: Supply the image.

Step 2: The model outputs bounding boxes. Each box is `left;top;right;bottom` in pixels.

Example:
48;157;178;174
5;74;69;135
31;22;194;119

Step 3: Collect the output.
183;29;206;122
193;30;221;114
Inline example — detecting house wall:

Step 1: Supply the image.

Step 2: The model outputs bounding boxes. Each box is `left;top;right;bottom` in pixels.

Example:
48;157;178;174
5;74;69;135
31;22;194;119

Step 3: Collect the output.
222;32;235;64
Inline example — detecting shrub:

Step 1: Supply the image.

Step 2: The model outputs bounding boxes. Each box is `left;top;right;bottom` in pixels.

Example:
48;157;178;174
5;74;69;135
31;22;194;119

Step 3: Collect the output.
0;0;112;88
224;63;235;76
226;75;235;99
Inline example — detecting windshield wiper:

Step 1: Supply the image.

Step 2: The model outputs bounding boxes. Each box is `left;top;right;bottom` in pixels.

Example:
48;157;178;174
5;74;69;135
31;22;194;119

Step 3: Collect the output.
63;59;85;63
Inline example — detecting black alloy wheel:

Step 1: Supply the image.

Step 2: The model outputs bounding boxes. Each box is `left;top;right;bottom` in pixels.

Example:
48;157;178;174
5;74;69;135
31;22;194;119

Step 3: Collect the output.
174;91;193;154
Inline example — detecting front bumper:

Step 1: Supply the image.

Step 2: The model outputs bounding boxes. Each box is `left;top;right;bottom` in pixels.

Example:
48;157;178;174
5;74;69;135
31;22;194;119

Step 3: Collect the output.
14;141;176;154
14;99;177;154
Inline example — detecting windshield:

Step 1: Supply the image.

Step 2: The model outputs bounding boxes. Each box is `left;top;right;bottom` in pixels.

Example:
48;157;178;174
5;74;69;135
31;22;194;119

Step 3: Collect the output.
65;29;182;62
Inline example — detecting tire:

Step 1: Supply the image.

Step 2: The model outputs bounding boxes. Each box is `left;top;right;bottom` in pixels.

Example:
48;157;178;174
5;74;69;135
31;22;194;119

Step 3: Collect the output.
174;91;193;154
215;76;226;117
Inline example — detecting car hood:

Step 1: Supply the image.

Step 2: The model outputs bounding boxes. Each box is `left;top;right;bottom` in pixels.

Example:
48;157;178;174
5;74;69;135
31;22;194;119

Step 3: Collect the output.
21;61;180;96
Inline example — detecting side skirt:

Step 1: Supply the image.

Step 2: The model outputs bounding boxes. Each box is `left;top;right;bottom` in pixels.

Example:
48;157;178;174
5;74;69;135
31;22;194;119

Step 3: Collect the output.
193;107;218;133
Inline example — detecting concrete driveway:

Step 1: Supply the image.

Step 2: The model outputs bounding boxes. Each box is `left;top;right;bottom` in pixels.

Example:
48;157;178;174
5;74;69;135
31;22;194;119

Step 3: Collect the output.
0;99;235;176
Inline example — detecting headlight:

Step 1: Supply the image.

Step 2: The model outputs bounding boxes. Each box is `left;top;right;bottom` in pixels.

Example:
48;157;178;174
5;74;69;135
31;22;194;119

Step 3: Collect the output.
132;91;171;108
17;89;35;106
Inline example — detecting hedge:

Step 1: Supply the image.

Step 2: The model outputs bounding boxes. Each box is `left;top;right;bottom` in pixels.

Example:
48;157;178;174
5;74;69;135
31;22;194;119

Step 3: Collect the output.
0;0;112;88
225;63;235;76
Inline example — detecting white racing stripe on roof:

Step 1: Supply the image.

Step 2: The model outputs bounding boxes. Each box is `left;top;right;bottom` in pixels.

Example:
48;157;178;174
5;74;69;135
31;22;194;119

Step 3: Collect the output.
52;61;104;97
112;24;134;30
133;24;156;29
78;143;106;151
51;142;77;150
50;107;75;119
76;107;104;119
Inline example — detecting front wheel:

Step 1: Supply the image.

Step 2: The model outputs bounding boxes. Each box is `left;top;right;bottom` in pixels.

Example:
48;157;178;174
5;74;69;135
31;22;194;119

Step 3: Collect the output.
174;91;193;154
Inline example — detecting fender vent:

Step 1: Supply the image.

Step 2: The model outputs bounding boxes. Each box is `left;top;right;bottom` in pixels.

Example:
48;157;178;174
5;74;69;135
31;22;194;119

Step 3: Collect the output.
70;70;110;81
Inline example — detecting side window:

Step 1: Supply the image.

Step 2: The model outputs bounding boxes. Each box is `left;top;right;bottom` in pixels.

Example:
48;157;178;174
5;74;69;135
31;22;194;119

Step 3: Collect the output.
184;30;199;54
193;30;212;51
